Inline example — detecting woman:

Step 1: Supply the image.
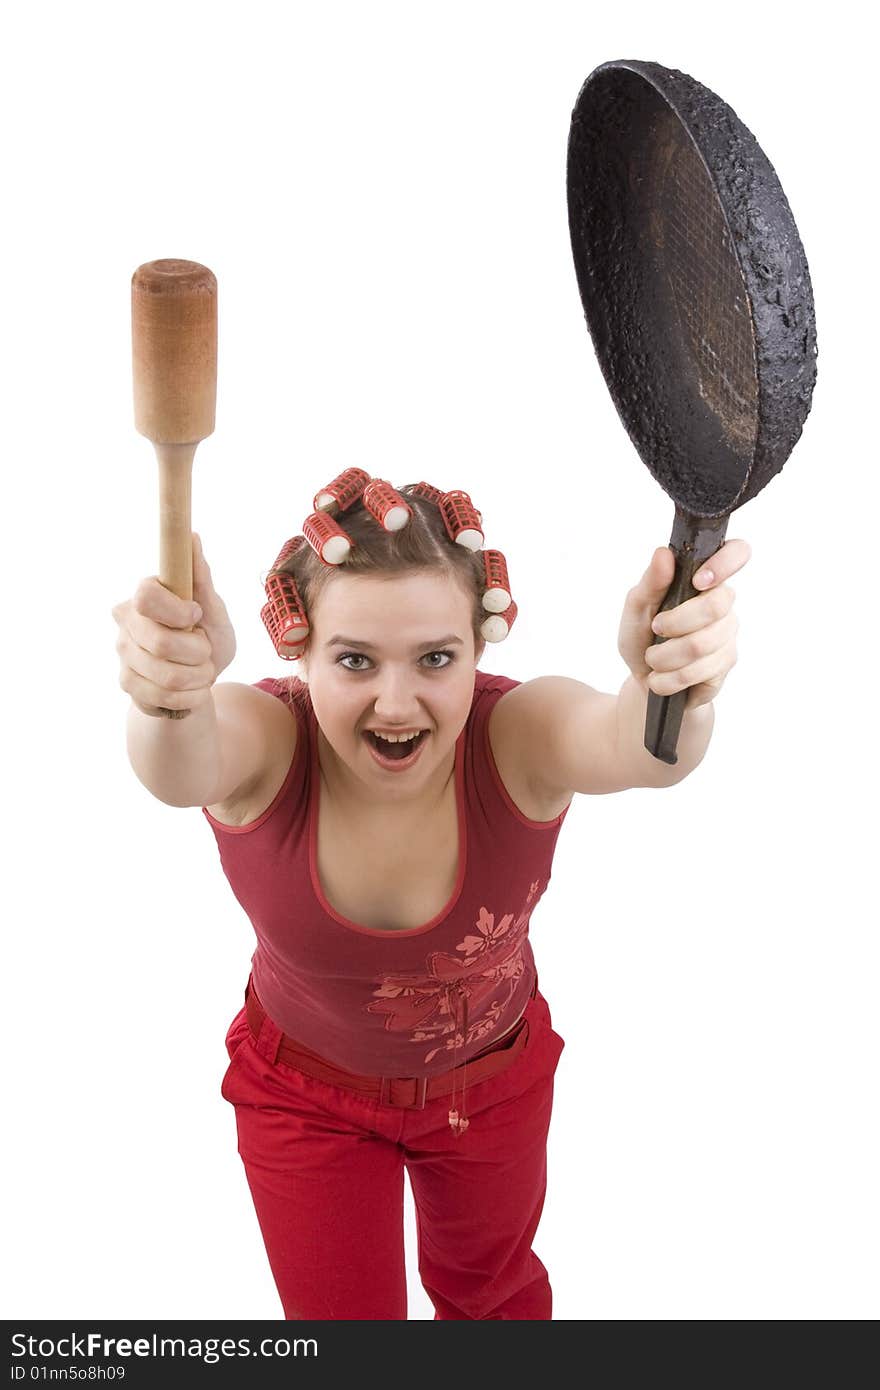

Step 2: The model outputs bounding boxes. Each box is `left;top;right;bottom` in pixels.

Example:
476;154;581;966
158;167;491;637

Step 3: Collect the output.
111;473;747;1319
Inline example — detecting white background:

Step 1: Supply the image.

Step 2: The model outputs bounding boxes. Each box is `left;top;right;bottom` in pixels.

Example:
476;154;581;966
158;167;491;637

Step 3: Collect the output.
3;0;876;1321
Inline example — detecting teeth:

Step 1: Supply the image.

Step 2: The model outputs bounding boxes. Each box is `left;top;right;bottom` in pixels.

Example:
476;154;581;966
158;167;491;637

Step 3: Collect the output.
369;730;422;743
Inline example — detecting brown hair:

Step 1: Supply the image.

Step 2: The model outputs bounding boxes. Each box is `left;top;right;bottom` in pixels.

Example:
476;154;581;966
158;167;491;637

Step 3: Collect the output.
265;483;489;718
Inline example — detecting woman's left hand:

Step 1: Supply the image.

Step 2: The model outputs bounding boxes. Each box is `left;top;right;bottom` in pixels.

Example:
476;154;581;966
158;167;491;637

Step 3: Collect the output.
617;539;752;711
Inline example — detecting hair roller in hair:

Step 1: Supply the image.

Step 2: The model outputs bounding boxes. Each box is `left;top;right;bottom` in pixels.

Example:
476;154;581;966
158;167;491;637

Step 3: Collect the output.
480;550;511;612
314;466;372;515
409;481;482;525
439;491;484;551
363;479;412;531
408;481;446;505
480;599;517;643
262;572;310;658
303;509;353;565
270;534;307;572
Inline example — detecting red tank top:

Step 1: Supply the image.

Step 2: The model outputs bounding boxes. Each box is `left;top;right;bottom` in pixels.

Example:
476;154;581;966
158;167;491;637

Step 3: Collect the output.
202;670;571;1084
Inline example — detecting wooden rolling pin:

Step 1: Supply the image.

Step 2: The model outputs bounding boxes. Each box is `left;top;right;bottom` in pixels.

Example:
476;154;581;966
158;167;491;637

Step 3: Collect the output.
131;258;217;719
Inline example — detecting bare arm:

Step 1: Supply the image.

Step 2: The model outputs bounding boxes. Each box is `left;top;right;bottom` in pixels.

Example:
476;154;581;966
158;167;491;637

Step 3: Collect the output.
496;673;712;800
518;541;742;798
614;672;715;789
124;682;283;809
125;695;223;807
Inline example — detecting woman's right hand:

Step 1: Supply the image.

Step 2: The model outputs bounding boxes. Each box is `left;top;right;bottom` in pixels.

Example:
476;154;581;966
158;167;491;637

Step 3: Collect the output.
112;532;237;717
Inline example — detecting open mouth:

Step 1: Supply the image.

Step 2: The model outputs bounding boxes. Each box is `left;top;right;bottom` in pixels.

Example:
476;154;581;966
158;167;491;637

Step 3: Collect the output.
362;730;429;766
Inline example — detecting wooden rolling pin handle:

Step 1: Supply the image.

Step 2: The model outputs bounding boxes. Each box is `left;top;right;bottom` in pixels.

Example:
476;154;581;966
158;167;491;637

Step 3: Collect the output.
157;443;196;601
153;443;197;719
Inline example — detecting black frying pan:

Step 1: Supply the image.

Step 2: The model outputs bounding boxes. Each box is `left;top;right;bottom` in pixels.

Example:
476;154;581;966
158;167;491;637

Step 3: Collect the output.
567;59;817;764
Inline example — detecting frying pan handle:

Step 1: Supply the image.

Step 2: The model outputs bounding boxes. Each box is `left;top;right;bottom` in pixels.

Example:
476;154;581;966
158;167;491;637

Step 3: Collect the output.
645;507;730;764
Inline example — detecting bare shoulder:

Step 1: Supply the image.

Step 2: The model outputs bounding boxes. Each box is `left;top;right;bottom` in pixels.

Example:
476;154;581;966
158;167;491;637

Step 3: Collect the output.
488;674;638;800
487;677;579;821
205;682;298;826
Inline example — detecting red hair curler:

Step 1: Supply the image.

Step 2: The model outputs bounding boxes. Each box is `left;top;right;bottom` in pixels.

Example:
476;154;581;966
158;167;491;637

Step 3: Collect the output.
303;509;354;566
270;534;307;572
408;481;445;505
480;598;517;643
481;549;511;612
439;490;484;550
314;466;372;515
261;571;310;658
362;479;412;532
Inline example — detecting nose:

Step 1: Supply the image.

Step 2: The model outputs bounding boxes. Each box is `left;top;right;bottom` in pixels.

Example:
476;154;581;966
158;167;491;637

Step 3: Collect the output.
369;670;425;725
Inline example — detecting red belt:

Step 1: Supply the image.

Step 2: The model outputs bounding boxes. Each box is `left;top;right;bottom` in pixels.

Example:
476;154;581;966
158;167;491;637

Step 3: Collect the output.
244;976;533;1131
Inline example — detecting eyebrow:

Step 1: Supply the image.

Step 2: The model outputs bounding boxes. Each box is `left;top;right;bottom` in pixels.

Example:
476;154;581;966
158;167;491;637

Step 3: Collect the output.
325;634;464;651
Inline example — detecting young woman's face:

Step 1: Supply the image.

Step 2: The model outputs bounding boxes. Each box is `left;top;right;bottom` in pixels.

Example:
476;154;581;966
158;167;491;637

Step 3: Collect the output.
301;571;485;803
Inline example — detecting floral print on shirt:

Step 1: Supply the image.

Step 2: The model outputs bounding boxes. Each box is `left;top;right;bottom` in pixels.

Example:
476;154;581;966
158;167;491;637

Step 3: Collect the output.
364;879;543;1063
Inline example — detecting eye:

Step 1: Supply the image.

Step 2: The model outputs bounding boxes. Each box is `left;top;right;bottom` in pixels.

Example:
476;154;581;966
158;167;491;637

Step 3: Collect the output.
337;650;456;672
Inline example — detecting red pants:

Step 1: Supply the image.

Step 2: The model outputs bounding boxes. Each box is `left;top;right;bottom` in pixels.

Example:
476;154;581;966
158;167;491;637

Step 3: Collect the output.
220;978;565;1320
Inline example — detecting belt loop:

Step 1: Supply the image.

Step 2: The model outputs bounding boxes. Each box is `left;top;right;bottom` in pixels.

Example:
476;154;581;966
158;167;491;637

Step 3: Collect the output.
255;1013;283;1064
376;1075;428;1108
246;976;284;1064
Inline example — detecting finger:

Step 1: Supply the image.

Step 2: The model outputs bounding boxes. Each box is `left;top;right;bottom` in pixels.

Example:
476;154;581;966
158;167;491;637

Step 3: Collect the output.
692;538;752;590
645;637;738;695
652;583;736;637
191;533;226;613
621;549;676;629
119;630;216;692
123;607;213;669
134;575;201;630
641;546;676;593
646;610;738;671
119;665;214;712
192;532;209;573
